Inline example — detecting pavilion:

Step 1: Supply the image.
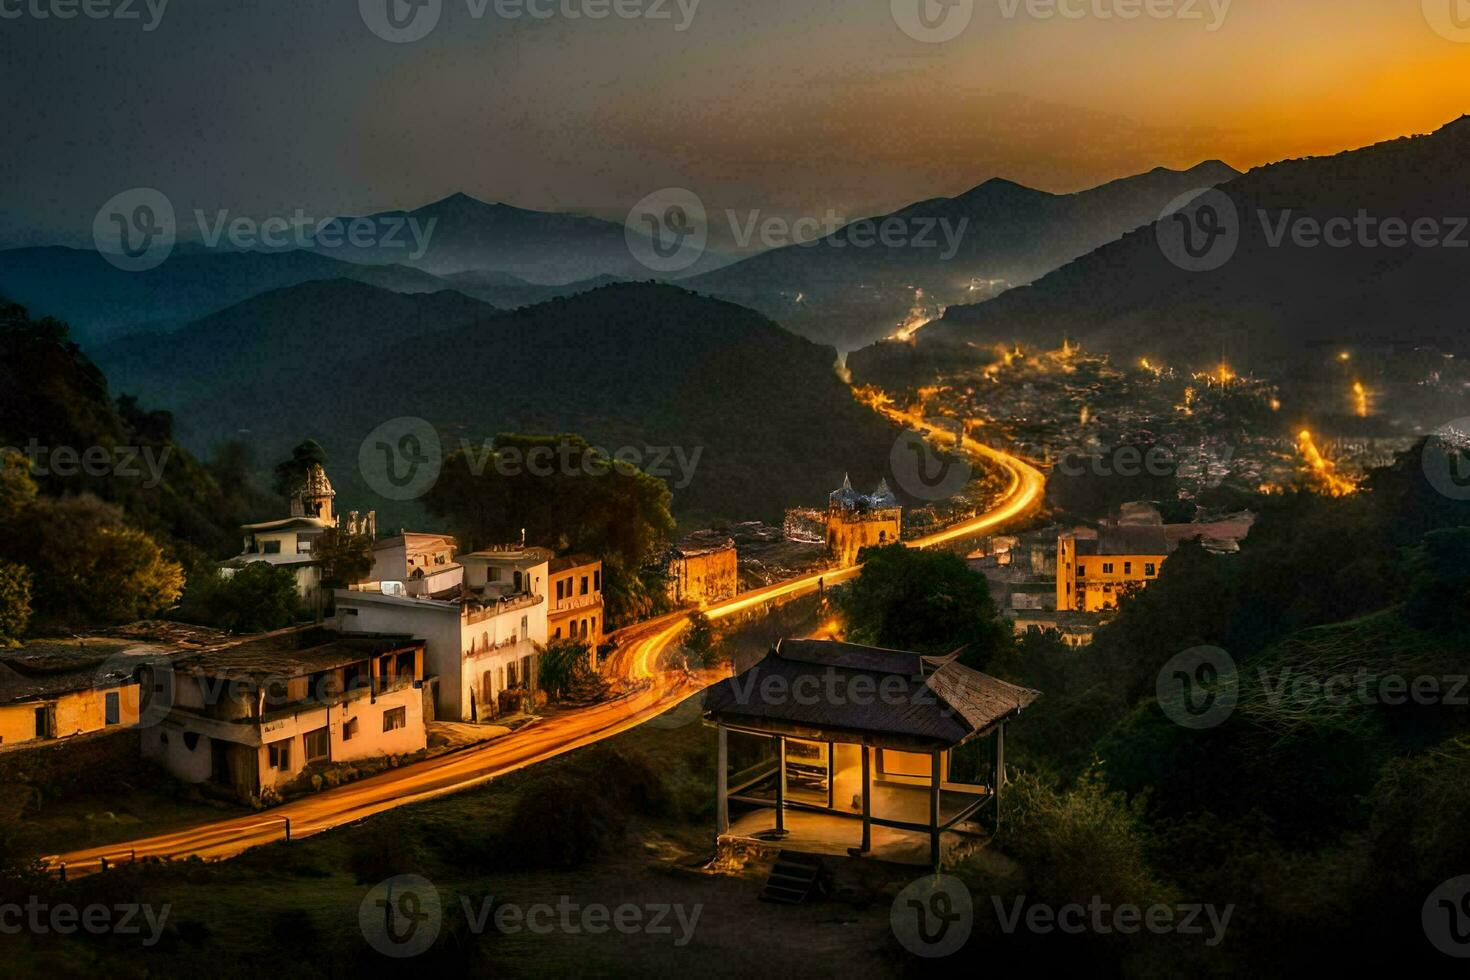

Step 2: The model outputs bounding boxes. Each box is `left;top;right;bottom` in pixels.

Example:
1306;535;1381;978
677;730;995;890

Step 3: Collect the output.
702;639;1040;868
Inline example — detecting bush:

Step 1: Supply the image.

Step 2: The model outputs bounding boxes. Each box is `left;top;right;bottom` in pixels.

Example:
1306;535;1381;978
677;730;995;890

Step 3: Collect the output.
178;561;302;633
537;638;604;702
997;770;1174;911
0;560;32;645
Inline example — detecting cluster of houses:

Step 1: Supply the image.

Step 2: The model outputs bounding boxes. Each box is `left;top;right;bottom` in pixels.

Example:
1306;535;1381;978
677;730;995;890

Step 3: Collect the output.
0;463;752;805
972;501;1255;646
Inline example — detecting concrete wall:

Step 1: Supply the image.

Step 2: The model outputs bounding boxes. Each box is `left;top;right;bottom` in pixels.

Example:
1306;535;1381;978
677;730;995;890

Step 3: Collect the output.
142;722;215;784
0;683;140;748
671;548;739;605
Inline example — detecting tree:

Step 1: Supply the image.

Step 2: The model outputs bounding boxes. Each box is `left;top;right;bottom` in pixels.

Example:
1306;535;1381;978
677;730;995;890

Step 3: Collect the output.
836;544;1008;667
424;433;675;623
0;449;37;522
313;526;375;590
679;611;724;670
273;440;328;498
1;495;184;629
0;561;32;646
181;562;302;634
536;638;605;702
1404;527;1470;631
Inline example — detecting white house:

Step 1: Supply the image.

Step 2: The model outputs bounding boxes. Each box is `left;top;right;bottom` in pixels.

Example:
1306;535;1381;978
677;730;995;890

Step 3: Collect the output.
370;532;463;597
335;545;551;723
140;628;427;803
220;463;376;603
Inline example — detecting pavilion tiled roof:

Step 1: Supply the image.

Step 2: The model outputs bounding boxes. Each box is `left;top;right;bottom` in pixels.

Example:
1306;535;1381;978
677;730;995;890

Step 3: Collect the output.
702;639;1039;751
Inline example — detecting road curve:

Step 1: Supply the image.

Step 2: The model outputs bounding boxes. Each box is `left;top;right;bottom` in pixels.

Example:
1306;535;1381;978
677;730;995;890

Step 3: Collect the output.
46;411;1043;877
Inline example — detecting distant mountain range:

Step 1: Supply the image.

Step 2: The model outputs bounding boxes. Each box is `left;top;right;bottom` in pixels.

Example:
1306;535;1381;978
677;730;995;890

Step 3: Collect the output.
688;161;1241;351
0;243;633;347
851;116;1470;386
309;192;734;281
94;281;902;524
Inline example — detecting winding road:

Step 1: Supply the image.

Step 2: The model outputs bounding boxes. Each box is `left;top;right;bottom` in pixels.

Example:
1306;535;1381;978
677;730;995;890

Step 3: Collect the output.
46;405;1045;877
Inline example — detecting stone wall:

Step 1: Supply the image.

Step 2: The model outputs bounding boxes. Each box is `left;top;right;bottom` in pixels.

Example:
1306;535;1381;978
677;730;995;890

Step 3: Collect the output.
0;728;142;797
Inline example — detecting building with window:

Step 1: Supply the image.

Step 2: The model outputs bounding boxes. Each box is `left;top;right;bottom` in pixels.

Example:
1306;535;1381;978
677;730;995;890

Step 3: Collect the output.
220;463;376;603
335;545;551;723
1056;526;1172;613
140;628;426;802
0;647;140;750
1057;515;1256;613
548;554;604;650
370;532;463;597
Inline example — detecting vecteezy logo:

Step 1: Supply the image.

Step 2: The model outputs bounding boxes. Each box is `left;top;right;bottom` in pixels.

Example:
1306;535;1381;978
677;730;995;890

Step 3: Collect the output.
625;188;708;274
1157;646;1239;729
360;418;443;501
1424;0;1470;42
1423;418;1470;501
889;418;973;501
93;189;176;272
1424;876;1470;957
360;0;442;43
891;875;972;957
360;874;442;958
1155;188;1240;273
891;0;974;43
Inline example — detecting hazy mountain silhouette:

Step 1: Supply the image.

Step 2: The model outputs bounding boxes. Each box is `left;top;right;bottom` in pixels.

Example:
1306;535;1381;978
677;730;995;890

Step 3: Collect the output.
94;281;901;523
689;161;1241;351
312;192;733;281
0;246;453;346
851;117;1470;385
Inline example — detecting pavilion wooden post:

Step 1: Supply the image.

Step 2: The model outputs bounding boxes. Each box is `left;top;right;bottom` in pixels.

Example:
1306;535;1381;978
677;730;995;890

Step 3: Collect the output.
859;745;872;854
716;725;729;836
930;750;942;869
775;736;787;835
992;725;1006;831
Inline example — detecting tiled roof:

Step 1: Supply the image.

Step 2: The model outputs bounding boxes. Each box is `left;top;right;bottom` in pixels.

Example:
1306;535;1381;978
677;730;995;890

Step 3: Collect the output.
703;639;1039;751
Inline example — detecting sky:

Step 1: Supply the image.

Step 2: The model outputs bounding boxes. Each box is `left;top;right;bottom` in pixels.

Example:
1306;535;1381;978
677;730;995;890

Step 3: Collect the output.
2;0;1468;246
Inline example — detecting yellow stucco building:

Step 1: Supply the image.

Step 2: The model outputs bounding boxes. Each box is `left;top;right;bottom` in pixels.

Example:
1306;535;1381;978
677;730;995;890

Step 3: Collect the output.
0;651;141;749
1056;526;1172;613
827;476;902;567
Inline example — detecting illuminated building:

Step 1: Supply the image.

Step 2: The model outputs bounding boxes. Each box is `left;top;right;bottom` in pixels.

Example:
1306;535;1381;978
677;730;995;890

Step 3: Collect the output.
667;531;739;606
1057;526;1172;613
703;639;1039;867
826;475;903;566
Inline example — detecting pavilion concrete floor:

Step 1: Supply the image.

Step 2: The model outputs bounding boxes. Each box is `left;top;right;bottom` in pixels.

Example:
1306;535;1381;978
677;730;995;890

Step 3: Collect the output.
723;808;983;866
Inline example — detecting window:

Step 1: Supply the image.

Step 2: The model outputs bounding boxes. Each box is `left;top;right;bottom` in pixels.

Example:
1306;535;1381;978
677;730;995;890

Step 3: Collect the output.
594;570;601;591
343;718;359;742
1077;564;1086;577
1124;562;1133;576
1145;563;1157;577
296;535;313;554
554;627;562;639
267;739;291;771
556;580;565;601
383;707;407;732
34;707;48;738
263;540;282;555
105;691;121;726
1102;563;1115;574
580;576;589;595
304;727;329;763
